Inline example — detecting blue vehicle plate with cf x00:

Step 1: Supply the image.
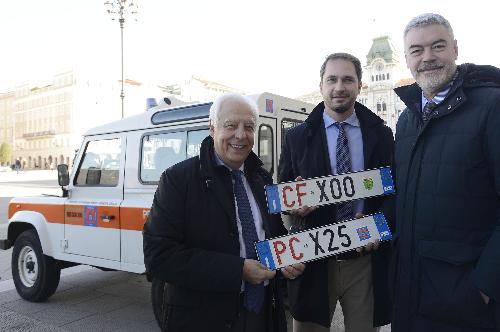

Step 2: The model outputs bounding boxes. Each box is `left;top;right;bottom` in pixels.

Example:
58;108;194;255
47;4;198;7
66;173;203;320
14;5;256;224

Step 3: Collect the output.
265;167;395;214
255;213;392;270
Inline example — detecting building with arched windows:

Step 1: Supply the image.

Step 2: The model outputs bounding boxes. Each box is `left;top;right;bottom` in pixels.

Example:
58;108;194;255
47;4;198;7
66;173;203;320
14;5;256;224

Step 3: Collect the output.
357;36;413;130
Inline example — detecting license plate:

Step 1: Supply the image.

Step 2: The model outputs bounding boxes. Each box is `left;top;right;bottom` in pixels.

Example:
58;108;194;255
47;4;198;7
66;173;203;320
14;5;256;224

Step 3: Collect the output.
255;213;392;270
265;167;395;214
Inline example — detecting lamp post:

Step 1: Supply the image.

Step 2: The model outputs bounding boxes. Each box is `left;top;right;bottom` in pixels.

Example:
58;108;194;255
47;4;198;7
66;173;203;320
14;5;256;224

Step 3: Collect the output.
104;0;138;119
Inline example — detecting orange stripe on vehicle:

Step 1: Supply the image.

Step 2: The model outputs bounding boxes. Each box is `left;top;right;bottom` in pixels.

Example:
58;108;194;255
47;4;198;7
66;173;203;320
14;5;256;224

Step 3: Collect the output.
8;202;149;231
8;203;65;223
120;207;150;231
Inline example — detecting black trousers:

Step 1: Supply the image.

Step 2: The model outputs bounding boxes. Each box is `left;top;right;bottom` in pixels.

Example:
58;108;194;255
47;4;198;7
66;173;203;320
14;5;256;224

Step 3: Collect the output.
231;288;269;332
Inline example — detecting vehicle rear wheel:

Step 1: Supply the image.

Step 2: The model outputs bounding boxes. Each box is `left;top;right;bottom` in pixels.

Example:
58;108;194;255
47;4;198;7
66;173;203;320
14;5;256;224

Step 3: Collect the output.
11;229;61;302
151;277;167;329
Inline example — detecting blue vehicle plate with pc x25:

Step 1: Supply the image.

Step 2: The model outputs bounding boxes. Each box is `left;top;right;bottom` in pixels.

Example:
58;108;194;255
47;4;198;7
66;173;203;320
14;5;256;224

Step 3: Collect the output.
265;167;395;214
255;213;392;270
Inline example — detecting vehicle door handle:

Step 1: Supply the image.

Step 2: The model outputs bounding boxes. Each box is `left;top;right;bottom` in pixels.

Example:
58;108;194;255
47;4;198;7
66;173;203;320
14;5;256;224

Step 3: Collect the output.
101;215;115;223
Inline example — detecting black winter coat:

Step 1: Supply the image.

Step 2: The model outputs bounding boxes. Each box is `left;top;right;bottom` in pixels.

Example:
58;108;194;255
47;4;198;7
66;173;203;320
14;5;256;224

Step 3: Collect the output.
143;136;288;332
278;101;394;327
391;64;500;331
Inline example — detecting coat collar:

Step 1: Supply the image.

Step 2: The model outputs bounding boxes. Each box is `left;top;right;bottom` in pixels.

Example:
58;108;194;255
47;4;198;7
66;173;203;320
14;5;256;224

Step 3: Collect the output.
198;136;264;225
395;63;500;115
306;101;385;167
199;135;263;180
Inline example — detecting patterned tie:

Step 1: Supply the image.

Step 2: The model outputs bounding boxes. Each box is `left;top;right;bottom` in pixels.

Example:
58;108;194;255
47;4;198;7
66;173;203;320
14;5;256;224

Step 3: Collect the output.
334;122;354;222
422;100;437;121
231;170;264;313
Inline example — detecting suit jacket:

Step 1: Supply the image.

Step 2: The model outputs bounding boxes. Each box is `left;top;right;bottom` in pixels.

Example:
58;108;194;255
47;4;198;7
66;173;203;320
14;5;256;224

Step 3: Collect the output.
143;136;287;332
278;101;394;327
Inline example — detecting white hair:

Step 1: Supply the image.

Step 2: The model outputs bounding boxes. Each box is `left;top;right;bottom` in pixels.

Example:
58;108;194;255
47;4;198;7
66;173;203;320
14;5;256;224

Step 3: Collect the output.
404;13;454;39
209;93;259;126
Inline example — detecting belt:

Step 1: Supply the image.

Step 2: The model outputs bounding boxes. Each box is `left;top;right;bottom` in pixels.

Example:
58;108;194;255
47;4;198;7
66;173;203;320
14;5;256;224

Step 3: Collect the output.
334;250;367;261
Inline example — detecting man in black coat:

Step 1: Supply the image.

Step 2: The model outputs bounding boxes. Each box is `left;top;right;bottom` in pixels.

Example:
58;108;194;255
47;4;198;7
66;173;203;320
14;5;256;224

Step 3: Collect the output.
143;93;305;332
279;53;393;331
391;13;500;331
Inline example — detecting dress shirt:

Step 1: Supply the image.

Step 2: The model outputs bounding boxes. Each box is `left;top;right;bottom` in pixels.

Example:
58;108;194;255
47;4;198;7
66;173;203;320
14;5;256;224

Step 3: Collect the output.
323;110;364;215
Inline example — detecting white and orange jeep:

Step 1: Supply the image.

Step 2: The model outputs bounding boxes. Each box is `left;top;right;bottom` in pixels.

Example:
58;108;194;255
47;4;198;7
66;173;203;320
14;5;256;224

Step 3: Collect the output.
0;92;313;325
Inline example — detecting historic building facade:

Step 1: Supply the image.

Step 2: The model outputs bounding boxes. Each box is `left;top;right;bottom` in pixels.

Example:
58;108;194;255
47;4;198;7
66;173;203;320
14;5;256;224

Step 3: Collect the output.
0;91;15;165
0;70;242;169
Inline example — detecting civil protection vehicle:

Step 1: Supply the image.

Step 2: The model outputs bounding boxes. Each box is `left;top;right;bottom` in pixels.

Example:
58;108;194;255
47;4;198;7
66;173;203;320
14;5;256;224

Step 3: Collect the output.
0;92;313;323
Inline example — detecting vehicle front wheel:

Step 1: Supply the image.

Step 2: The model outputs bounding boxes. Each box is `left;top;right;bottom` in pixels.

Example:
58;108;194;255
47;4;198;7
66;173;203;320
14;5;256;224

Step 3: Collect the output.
11;229;61;302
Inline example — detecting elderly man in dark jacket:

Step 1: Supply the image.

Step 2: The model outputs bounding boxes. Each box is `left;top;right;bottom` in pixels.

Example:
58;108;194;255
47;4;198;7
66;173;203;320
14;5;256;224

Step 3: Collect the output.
143;93;304;332
391;13;500;331
279;53;393;331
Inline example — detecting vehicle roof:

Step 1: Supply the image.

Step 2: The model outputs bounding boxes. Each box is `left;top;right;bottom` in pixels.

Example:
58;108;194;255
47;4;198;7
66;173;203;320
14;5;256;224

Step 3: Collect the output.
83;92;313;136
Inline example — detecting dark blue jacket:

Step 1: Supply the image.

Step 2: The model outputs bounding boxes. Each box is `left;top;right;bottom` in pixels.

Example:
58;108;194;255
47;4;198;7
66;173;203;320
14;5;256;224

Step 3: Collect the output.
143;136;287;332
391;64;500;331
278;102;394;327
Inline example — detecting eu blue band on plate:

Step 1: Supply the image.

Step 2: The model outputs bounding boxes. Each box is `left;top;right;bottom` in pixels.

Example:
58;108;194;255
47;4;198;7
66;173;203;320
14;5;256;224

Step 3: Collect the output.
380;167;396;194
265;185;281;214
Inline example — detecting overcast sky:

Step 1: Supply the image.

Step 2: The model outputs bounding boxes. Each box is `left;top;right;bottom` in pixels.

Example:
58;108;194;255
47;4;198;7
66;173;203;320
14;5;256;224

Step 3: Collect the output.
1;0;498;98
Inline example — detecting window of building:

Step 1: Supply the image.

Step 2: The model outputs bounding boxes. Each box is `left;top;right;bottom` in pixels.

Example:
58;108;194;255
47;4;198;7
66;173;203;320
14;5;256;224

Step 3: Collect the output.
387;73;390;80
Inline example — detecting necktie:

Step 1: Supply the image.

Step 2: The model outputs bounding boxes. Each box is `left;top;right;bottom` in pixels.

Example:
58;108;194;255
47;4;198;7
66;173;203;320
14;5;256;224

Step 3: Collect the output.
422;100;437;121
231;170;264;313
334;122;354;222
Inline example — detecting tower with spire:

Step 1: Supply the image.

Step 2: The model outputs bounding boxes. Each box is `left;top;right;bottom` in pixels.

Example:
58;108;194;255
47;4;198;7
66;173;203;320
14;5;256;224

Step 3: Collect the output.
358;35;411;130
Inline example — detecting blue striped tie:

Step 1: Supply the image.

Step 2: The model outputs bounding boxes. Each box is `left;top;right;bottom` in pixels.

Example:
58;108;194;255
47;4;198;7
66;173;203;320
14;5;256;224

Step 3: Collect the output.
422;100;437;121
334;122;354;222
231;170;264;313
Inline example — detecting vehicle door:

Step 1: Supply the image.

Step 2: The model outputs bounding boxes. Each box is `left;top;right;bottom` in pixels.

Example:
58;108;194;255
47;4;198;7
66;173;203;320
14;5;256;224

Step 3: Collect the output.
64;134;125;261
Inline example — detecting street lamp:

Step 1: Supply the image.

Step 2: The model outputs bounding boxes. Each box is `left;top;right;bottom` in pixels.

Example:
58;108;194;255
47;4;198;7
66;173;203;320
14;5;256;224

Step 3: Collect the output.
104;0;138;119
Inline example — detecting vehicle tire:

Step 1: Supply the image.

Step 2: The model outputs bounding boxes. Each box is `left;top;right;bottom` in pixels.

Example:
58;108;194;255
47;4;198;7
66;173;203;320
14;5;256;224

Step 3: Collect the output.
151;277;167;330
11;229;61;302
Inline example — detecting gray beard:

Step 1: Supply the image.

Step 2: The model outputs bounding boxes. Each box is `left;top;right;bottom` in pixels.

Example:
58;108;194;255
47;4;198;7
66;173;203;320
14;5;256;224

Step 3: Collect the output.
417;65;456;97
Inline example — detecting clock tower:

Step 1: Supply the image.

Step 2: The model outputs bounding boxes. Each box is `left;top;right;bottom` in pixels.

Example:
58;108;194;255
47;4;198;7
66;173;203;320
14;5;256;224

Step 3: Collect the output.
357;35;407;130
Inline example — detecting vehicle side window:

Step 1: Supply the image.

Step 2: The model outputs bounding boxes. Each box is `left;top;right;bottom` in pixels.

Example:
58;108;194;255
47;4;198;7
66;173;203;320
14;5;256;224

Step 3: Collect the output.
140;129;209;183
281;119;303;148
258;124;274;174
75;138;121;186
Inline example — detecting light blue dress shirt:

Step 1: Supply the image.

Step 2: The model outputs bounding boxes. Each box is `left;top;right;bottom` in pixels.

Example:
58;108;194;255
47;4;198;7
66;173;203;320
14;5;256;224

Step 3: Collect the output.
323;110;364;215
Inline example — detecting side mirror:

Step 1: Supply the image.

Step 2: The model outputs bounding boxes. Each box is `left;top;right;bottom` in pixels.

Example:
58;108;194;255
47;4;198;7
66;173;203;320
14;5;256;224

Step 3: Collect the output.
57;164;70;186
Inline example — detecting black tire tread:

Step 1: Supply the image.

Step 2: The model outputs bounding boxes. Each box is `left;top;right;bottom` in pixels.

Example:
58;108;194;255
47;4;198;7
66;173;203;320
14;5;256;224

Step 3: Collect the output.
11;229;61;302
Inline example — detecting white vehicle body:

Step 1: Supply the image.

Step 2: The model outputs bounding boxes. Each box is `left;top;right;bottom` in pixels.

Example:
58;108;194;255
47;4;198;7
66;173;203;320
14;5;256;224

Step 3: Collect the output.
1;93;314;279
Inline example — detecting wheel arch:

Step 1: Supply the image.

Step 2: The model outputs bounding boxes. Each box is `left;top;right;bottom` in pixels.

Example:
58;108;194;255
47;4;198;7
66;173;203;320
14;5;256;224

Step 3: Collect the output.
8;211;54;257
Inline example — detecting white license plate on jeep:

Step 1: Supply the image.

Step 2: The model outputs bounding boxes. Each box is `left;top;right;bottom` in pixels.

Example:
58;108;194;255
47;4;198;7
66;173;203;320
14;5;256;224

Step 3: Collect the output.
255;213;392;270
265;167;395;214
